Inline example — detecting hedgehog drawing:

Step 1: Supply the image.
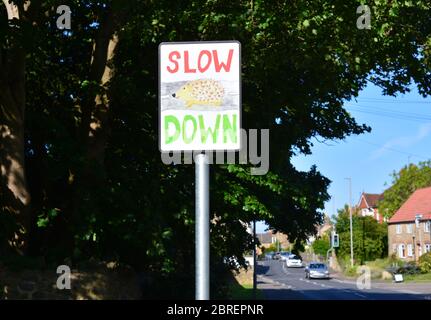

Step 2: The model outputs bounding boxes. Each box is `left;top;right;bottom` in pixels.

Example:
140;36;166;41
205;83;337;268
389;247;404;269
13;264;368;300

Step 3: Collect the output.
172;79;224;108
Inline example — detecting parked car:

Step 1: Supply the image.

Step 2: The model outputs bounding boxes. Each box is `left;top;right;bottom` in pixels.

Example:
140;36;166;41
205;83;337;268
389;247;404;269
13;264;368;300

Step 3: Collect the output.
285;255;303;267
305;262;330;279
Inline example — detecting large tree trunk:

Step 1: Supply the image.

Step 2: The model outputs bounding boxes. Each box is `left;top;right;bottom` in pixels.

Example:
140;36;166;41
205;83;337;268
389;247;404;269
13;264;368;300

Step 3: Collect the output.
79;9;120;165
0;0;30;254
86;33;118;165
0;89;30;254
66;7;122;256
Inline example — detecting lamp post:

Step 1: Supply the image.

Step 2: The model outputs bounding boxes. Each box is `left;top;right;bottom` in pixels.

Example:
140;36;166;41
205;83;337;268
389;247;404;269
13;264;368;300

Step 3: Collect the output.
345;178;354;267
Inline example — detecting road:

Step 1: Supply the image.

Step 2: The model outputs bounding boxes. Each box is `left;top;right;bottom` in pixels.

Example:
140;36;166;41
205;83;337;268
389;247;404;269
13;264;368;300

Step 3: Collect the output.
257;259;431;300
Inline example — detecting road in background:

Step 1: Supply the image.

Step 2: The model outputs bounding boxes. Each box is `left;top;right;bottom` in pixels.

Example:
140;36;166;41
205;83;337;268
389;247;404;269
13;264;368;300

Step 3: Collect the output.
257;259;431;300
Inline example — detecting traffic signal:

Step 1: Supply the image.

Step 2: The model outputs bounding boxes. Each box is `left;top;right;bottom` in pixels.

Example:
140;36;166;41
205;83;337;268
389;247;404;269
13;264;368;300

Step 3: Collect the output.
332;233;339;248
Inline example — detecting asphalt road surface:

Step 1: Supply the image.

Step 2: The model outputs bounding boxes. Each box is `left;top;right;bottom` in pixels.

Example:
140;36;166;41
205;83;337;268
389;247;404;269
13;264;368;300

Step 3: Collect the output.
257;260;431;300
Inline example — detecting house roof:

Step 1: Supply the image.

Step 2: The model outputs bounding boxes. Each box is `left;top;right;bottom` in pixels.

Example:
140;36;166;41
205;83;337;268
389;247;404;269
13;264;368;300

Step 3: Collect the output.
360;193;384;208
389;186;431;223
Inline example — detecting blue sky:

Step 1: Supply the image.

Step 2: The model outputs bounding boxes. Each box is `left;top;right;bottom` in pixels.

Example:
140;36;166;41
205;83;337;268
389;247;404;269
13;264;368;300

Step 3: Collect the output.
256;83;431;233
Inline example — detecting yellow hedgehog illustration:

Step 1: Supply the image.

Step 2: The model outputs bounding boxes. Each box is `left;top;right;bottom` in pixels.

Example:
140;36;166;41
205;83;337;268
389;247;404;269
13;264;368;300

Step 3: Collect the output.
172;79;224;108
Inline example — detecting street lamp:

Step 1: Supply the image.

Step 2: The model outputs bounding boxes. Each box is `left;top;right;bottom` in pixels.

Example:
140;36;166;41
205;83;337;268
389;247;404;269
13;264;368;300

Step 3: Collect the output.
345;178;354;267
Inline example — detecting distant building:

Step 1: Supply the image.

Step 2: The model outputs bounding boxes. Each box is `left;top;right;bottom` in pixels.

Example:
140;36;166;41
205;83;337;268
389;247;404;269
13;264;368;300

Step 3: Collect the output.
307;214;333;244
388;186;431;261
317;215;333;237
257;230;290;250
357;192;385;223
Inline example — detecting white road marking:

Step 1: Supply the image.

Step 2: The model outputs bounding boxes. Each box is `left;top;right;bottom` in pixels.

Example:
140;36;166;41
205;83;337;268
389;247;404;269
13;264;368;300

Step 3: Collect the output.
332;279;345;283
281;263;290;275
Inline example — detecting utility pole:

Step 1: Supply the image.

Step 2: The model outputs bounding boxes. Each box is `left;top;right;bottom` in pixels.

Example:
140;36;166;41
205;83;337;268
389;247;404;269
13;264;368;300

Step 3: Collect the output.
345;177;354;267
362;217;365;265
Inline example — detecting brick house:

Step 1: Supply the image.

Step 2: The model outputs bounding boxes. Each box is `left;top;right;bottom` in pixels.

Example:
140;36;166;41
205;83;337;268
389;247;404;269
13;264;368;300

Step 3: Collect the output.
257;230;290;250
357;192;385;223
317;215;333;237
307;214;333;244
388;186;431;261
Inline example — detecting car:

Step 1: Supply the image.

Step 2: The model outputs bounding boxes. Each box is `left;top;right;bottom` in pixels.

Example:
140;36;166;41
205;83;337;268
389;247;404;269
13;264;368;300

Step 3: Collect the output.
305;262;330;279
285;254;303;267
265;253;274;260
279;252;293;261
272;252;281;260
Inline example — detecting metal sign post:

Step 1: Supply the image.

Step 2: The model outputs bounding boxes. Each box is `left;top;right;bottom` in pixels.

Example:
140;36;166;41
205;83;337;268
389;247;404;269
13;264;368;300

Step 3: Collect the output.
159;41;241;300
195;153;210;300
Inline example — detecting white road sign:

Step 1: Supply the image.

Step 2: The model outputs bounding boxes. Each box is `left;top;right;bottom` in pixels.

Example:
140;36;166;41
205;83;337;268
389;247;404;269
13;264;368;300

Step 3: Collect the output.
159;41;241;152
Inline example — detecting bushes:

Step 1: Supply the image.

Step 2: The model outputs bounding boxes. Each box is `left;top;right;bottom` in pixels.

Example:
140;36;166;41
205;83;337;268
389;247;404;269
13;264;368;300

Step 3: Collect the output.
396;262;421;275
418;252;431;273
312;237;330;257
338;256;357;277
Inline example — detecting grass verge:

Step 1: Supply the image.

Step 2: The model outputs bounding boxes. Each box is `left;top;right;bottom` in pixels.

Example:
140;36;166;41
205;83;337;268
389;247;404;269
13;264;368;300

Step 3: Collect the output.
228;281;264;299
227;267;264;299
403;273;431;282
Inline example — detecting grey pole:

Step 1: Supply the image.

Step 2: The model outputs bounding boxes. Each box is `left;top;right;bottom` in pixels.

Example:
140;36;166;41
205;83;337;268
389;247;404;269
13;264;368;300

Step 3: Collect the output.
345;177;354;267
253;219;257;299
195;153;210;300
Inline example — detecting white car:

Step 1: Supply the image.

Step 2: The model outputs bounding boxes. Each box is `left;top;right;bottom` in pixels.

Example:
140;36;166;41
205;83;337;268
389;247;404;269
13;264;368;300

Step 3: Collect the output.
279;252;293;261
285;255;303;268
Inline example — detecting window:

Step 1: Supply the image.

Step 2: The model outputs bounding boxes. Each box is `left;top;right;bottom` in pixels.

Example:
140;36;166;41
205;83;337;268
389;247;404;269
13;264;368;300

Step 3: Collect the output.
407;244;413;257
425;221;430;233
271;237;276;244
417;244;422;257
406;224;413;234
396;224;402;234
426;244;431;253
398;244;406;258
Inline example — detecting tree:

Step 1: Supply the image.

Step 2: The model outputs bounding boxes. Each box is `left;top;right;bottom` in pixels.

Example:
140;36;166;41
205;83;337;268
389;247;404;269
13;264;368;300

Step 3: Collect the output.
1;0;137;254
378;161;431;219
312;233;330;257
335;205;387;264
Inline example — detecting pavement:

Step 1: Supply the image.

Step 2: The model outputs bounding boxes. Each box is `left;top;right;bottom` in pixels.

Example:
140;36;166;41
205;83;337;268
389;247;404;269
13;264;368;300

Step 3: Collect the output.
257;259;431;300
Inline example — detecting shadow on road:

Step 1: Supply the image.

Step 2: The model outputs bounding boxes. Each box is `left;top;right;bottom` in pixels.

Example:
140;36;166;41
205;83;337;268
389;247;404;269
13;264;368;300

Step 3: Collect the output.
260;287;430;300
256;264;270;275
